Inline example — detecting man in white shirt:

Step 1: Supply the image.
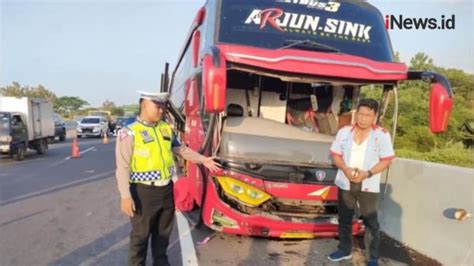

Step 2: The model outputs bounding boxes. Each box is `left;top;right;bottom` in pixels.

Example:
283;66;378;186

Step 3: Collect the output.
327;99;395;266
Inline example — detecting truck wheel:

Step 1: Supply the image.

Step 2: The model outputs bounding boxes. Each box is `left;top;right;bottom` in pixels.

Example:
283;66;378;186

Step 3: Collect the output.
59;129;66;141
36;139;47;154
13;143;26;161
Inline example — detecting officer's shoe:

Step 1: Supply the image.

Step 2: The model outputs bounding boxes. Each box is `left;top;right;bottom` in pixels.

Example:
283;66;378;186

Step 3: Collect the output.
327;249;352;262
367;259;379;266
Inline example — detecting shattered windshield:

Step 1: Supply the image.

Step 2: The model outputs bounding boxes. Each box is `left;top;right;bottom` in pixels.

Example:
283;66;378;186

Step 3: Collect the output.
224;71;358;136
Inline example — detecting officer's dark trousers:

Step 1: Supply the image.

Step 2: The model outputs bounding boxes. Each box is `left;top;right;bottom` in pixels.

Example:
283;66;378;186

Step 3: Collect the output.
337;182;380;260
128;182;175;266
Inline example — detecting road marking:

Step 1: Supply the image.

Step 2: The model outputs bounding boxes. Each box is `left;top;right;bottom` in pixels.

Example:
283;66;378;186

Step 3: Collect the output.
175;212;199;266
168;219;195;251
48;146;97;168
65;146;96;160
0;169;115;206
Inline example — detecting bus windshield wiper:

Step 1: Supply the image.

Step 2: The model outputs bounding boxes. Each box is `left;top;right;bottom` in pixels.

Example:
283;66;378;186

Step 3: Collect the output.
280;39;340;53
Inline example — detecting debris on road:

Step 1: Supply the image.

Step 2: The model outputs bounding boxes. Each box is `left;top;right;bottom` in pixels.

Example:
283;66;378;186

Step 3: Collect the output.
455;208;471;221
197;233;217;245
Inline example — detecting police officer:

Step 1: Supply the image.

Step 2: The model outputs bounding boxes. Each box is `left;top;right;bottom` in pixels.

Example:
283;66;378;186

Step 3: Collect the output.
115;91;220;266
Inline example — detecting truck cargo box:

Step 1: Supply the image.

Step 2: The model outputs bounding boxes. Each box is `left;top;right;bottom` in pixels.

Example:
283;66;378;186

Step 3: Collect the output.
0;97;54;141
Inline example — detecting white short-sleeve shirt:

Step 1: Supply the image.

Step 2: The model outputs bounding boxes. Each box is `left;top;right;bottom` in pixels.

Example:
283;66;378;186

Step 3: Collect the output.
329;125;395;193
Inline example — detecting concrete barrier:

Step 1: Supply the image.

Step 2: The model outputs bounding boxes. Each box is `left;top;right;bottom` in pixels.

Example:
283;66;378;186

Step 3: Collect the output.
379;158;474;265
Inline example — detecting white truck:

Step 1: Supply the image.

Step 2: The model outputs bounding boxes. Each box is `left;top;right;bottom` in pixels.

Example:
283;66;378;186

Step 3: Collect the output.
0;97;54;160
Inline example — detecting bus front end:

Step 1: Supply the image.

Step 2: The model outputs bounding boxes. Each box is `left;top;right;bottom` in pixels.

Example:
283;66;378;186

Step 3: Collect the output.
170;0;453;239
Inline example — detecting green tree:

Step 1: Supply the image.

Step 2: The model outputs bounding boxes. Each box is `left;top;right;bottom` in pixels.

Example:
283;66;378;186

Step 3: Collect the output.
393;51;401;63
102;100;116;110
0;82;24;97
409;52;434;71
363;53;474;167
111;107;125;116
0;82;57;103
56;96;89;115
29;84;57;102
102;100;124;116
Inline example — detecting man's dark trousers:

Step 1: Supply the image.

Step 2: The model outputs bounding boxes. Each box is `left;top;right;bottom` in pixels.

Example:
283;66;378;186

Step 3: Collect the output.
128;182;175;266
337;182;380;260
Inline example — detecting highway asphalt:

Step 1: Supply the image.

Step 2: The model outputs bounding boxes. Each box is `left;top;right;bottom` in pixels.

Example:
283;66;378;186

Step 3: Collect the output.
0;133;429;265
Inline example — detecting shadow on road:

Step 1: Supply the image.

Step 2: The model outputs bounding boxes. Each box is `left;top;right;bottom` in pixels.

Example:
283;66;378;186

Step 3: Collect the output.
51;222;130;266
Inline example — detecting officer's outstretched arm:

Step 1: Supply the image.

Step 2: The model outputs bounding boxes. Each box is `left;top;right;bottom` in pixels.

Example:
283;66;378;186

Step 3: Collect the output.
172;145;221;172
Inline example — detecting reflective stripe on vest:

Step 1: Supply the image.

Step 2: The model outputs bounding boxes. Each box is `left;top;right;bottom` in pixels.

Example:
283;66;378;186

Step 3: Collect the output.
128;121;175;182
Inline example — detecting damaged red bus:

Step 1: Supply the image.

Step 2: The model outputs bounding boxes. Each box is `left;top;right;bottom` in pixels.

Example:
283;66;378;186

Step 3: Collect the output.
164;0;453;238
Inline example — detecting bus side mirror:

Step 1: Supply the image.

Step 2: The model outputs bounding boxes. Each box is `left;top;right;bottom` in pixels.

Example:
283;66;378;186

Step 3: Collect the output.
194;7;205;25
202;52;226;113
429;82;453;133
408;71;454;133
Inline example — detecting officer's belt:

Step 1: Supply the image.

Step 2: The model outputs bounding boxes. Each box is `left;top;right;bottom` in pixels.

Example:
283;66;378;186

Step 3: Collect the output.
130;179;171;187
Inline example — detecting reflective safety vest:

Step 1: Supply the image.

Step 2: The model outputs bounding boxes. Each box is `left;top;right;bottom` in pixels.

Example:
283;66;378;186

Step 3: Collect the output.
127;121;175;183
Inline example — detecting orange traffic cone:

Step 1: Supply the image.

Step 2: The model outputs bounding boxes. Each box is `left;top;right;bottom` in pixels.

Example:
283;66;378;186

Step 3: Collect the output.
103;133;109;144
71;138;80;158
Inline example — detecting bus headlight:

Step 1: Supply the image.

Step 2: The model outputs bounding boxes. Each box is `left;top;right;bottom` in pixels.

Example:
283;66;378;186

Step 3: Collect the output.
216;176;271;207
